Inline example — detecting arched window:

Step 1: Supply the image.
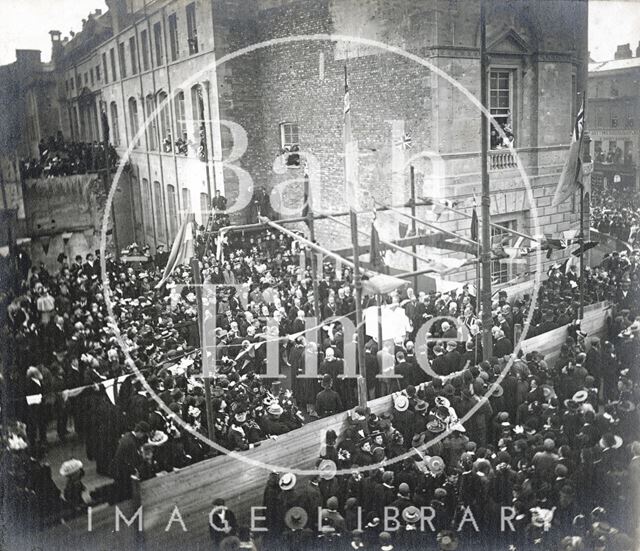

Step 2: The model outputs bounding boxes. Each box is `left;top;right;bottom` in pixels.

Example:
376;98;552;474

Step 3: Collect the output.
128;97;140;147
199;192;209;224
166;184;178;239
174;90;187;154
191;84;207;161
158;91;172;152
109;101;120;146
181;187;192;218
153;180;166;244
145;94;158;150
141;178;154;244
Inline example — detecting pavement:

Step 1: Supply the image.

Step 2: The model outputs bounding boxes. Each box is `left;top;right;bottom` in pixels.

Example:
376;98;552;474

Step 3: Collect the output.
40;425;112;499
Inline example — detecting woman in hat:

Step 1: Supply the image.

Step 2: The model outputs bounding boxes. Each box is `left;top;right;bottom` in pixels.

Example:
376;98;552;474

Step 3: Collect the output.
59;458;86;516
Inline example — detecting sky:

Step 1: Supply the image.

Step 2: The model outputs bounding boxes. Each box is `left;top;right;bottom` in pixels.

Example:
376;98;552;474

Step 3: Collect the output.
0;0;108;66
0;0;638;65
589;0;640;61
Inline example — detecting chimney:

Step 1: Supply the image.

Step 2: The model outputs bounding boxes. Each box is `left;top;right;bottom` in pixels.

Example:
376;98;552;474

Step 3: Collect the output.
15;50;42;69
614;43;632;60
49;30;63;62
105;0;128;35
95;9;102;16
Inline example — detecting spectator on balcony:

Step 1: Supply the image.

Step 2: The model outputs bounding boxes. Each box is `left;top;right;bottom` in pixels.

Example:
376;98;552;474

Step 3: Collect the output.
163;131;173;153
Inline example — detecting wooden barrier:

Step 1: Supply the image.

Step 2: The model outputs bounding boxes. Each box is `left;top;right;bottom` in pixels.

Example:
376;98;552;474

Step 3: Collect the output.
139;392;396;548
36;302;612;549
520;301;612;361
136;301;612;548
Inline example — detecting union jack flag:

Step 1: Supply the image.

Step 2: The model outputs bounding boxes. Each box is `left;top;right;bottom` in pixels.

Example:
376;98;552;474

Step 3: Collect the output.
395;133;413;150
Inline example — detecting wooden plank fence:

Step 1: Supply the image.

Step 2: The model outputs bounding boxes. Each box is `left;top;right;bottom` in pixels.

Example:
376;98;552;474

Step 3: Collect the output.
38;303;611;549
520;301;612;360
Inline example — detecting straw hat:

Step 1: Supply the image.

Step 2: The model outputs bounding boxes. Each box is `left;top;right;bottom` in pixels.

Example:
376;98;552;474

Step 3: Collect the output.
427;456;445;475
394;394;409;412
59;458;84;477
318;459;337;480
572;390;588;403
147;430;168;447
279;472;297;491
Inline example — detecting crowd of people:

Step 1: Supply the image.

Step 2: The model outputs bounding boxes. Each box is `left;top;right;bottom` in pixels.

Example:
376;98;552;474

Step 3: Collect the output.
591;184;640;246
19;132;121;179
593;144;633;167
161;125;208;161
1;191;639;549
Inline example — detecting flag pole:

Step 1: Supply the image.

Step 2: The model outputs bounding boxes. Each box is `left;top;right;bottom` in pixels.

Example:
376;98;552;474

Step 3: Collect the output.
305;167;321;319
473;200;481;366
344;63;368;406
409;166;419;291
479;0;494;359
578;91;587;321
190;254;216;442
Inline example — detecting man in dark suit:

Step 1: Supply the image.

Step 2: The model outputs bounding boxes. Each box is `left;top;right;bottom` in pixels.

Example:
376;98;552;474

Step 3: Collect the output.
315;374;343;417
493;329;513;358
533;310;557;337
83;253;98;277
48;315;68;353
431;344;449;376
444;341;463;374
441;320;458;339
394;351;413;388
155;245;169;270
111;421;150;503
320;347;347;405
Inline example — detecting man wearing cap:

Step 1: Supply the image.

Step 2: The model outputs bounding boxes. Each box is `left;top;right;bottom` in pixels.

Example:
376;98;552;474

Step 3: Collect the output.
110;421;150;503
389;482;415;517
321;496;346;533
315;374;343;418
372;471;397;516
320;347;347;406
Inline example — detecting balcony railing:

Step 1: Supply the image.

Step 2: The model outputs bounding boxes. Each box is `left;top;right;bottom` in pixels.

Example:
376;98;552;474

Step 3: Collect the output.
489;150;517;171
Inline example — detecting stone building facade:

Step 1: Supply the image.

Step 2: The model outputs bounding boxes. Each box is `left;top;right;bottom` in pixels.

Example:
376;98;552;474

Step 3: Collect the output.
7;0;589;284
589;43;640;192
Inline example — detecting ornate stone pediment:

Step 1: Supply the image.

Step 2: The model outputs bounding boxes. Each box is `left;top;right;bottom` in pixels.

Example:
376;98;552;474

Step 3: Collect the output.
488;28;531;56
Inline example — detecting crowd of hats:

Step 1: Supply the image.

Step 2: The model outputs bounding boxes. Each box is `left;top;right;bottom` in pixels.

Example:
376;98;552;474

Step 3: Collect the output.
19;133;121;179
591;184;640;245
2;195;640;546
242;327;639;550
